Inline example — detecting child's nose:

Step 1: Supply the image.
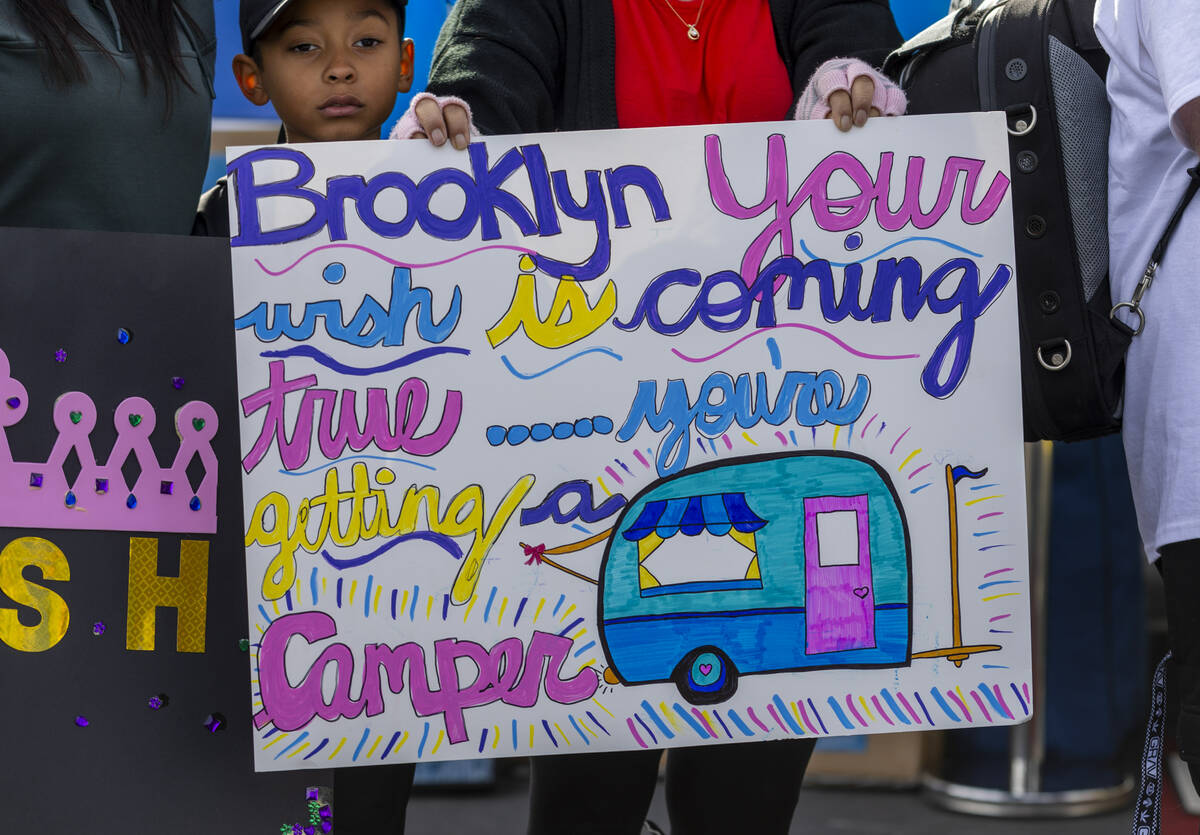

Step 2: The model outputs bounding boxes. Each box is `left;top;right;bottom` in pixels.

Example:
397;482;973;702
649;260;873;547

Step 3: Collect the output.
325;50;355;82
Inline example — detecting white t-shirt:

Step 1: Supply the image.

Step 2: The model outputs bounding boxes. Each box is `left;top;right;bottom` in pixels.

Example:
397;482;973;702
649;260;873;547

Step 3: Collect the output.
1095;0;1200;559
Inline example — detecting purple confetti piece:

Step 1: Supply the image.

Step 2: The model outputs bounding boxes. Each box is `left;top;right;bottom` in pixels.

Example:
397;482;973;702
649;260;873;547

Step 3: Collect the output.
92;621;105;636
203;712;225;733
171;376;185;390
5;396;18;409
95;478;108;494
29;473;43;488
54;349;66;363
160;480;173;495
305;789;319;802
74;715;88;727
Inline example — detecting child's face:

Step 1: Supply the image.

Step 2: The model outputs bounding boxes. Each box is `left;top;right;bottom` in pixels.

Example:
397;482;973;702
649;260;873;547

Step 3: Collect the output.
242;0;413;143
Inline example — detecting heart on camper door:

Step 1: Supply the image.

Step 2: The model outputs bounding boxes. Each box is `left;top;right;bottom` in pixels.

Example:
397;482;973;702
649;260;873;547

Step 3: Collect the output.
853;587;870;599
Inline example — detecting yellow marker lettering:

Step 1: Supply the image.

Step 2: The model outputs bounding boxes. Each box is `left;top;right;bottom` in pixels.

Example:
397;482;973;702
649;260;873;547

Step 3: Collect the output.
0;537;70;652
449;475;536;605
126;537;209;653
485;255;617;349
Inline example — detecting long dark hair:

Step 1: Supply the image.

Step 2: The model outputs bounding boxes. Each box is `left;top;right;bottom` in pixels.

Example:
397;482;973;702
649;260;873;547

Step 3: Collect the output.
15;0;199;107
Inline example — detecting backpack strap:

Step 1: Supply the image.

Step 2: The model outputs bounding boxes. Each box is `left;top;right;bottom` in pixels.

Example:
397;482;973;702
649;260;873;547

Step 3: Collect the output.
1110;166;1200;336
1133;652;1169;835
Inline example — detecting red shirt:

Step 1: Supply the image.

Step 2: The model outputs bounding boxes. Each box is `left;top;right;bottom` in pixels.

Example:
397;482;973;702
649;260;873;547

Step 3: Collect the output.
612;0;795;128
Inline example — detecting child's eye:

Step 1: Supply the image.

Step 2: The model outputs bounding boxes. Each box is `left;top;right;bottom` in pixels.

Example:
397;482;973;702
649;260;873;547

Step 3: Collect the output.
289;42;318;54
354;37;383;48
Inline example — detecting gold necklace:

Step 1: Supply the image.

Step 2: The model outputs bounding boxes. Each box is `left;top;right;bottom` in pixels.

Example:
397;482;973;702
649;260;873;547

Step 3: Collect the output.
659;0;706;41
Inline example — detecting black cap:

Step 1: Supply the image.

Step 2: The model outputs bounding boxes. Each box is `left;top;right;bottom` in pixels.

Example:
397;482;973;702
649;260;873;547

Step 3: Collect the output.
240;0;407;54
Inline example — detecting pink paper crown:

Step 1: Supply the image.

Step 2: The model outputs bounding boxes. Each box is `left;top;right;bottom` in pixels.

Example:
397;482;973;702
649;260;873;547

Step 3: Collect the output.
0;348;218;534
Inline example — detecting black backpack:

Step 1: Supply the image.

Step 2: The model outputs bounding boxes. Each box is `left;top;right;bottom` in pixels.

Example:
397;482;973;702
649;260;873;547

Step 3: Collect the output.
885;0;1129;442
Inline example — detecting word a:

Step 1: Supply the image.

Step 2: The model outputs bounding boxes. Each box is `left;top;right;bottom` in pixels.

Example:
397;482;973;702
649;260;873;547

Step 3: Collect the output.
246;462;534;603
229;144;672;280
235;266;461;348
240;360;461;472
618;370;870;475
254;612;599;744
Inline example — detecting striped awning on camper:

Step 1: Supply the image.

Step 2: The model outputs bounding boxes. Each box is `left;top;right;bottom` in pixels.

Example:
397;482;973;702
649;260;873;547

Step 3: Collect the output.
621;493;767;542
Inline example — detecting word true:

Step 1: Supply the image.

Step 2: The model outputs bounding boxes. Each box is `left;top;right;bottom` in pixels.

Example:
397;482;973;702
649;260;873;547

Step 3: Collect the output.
619;370;870;475
254;612;599;744
245;462;534;604
240;360;461;473
235;266;462;349
614;254;1012;401
228;144;672;280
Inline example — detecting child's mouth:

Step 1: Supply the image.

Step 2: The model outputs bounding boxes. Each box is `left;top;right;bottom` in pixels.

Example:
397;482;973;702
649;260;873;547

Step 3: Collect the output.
320;95;364;117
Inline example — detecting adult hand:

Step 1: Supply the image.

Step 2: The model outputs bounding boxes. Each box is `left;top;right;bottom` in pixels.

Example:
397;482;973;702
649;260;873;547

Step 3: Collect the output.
827;75;883;132
794;58;906;130
410;97;473;149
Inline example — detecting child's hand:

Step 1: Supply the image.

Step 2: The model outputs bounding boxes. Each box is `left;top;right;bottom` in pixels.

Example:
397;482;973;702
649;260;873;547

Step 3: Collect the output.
390;92;478;148
795;58;907;131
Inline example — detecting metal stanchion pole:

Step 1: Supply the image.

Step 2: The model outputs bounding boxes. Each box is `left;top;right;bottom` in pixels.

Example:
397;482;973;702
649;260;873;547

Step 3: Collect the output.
922;441;1135;817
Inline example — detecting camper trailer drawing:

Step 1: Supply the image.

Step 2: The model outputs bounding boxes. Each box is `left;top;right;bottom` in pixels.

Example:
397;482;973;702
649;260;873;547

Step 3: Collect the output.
596;451;913;705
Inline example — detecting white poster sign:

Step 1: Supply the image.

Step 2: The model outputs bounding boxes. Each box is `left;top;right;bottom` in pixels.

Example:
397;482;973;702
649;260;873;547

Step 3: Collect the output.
229;113;1031;771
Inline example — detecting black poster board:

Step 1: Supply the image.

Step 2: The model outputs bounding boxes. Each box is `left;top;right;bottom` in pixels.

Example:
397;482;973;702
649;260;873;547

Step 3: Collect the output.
0;227;325;833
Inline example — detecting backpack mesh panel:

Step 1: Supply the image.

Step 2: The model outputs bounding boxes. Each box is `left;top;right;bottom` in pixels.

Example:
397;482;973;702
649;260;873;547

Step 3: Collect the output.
1049;35;1110;302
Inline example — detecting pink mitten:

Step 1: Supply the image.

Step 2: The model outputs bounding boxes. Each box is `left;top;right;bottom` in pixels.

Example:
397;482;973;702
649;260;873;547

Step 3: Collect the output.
389;91;480;140
794;58;907;121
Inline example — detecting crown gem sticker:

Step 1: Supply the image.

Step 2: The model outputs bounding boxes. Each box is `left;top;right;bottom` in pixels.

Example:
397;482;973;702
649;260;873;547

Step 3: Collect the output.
0;348;218;534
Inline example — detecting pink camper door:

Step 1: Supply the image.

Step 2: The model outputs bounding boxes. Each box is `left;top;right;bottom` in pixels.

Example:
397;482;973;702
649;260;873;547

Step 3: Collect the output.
803;495;875;654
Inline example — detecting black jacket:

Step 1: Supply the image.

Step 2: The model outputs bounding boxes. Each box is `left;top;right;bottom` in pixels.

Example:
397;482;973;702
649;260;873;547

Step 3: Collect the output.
427;0;902;135
192;177;229;237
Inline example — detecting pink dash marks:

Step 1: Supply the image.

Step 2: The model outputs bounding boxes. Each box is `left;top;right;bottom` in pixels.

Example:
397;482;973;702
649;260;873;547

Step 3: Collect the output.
871;695;894;725
626;717;648;749
889;427;911;456
860;413;878;439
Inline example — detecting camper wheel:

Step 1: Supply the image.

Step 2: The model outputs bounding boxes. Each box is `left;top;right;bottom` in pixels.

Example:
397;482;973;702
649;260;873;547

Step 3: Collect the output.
672;646;738;705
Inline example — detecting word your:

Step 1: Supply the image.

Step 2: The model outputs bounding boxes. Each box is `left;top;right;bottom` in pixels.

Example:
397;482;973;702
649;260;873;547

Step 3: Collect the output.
705;134;1011;284
235;266;461;348
614;255;1011;400
619;370;870;475
246;462;534;603
240;360;462;472
254;612;599;744
0;536;208;654
228;144;672;280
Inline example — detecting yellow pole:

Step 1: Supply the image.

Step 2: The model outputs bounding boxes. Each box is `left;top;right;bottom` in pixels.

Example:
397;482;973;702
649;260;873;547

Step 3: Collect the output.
945;465;964;653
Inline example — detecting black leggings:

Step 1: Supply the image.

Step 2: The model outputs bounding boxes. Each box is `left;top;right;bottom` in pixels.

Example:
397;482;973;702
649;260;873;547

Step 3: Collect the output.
1161;540;1200;795
332;763;415;834
527;739;816;835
